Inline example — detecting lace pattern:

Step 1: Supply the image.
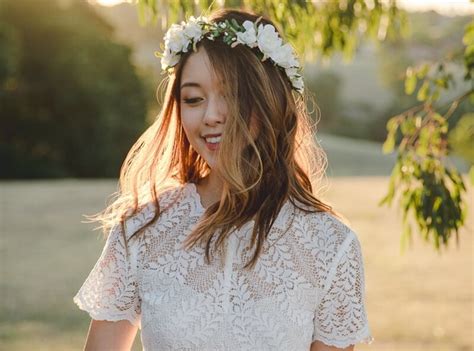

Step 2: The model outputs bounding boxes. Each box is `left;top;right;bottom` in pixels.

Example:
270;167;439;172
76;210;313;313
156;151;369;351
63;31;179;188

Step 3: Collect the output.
73;182;373;350
73;220;146;328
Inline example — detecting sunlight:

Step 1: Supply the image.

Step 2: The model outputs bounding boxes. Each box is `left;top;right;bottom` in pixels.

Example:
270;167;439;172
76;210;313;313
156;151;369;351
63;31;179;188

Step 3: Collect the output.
397;0;474;15
92;0;474;16
93;0;132;6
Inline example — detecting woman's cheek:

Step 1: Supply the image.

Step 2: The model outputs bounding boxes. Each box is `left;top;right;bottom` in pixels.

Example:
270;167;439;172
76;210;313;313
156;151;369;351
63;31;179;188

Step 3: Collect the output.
181;109;202;143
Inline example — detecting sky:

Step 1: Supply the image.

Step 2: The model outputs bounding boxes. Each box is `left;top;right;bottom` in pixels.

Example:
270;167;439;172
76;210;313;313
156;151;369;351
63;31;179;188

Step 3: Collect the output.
92;0;474;16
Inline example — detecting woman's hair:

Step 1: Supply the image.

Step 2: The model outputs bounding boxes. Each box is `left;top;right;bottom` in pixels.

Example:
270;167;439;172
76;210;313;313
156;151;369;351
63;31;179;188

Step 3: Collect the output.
86;8;342;270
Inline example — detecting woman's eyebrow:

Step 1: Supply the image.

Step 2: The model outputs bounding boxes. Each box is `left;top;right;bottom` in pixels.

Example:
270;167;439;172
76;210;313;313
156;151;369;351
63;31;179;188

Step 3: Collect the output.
181;82;201;89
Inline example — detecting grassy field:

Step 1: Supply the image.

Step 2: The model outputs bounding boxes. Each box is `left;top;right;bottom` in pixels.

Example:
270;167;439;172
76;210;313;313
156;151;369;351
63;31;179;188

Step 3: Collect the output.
0;178;472;351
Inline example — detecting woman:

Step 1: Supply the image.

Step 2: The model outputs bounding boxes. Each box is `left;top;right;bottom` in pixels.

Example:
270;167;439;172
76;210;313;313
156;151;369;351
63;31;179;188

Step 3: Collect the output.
74;8;373;351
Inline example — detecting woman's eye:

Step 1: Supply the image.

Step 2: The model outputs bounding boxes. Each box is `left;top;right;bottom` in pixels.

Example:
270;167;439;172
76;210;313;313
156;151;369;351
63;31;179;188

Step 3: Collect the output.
182;97;203;104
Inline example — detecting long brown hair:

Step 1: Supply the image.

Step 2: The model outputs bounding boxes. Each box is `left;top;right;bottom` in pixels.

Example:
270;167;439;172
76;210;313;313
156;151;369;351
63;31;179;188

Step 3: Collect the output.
86;8;342;270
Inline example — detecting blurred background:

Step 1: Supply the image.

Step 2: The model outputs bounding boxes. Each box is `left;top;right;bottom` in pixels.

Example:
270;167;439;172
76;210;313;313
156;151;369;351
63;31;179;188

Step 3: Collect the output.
0;0;472;350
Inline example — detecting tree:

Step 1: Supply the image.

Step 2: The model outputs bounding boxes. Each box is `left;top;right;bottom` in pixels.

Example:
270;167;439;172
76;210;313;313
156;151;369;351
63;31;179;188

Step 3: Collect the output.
0;0;149;178
134;0;472;252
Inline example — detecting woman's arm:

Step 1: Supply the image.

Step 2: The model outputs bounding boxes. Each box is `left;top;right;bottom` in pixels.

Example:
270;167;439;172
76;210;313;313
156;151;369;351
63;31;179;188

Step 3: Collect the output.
310;340;354;351
83;319;138;351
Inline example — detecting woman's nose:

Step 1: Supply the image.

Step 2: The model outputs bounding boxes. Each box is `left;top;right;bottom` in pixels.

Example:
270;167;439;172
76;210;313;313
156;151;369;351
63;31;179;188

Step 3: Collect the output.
203;95;226;125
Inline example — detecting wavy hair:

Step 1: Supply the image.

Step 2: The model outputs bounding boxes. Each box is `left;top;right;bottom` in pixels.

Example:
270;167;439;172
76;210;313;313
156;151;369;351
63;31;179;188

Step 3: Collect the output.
86;8;342;270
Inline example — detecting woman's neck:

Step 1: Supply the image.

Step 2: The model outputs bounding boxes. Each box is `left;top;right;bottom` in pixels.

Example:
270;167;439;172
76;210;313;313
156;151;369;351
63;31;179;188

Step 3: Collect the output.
196;172;224;209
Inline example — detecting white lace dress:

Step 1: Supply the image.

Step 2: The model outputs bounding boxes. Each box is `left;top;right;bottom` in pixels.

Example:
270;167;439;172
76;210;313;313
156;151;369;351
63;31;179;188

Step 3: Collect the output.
73;182;374;350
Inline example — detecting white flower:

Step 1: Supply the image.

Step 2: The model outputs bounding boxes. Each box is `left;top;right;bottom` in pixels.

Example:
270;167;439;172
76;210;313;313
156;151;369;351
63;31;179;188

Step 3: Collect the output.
235;20;257;47
270;43;298;68
256;24;282;58
158;17;304;92
161;48;180;70
183;16;204;42
292;76;304;92
164;23;189;53
285;67;297;78
285;67;304;92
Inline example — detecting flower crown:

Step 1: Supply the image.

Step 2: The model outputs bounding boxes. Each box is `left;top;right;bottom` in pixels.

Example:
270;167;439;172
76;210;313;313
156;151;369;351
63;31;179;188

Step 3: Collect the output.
156;16;304;94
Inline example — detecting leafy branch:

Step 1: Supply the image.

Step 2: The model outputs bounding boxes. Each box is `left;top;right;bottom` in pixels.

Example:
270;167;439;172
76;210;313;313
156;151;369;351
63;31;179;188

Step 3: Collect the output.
379;17;474;252
135;0;408;62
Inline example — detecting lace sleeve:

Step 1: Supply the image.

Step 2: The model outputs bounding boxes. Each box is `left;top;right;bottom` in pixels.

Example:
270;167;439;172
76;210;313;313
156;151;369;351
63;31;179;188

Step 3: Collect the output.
312;231;374;348
73;221;144;328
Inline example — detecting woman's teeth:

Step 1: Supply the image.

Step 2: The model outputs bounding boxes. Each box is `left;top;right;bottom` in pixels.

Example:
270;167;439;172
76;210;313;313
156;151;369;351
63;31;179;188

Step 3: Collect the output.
205;136;221;143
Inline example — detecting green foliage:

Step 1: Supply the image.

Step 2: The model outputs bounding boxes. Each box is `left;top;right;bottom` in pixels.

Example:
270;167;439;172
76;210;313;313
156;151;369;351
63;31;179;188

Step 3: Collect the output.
136;0;408;62
404;66;418;95
462;20;474;80
380;109;468;251
0;23;19;85
380;13;474;250
404;62;454;103
448;113;474;164
0;0;149;178
379;152;466;252
305;71;343;129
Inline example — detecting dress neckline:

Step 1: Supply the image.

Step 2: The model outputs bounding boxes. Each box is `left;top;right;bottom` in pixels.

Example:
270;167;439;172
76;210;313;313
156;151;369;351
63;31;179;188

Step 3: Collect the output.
184;182;295;233
186;182;206;213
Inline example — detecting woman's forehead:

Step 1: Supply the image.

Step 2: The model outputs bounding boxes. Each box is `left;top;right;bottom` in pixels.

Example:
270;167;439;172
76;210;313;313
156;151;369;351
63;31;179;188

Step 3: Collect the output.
180;47;223;91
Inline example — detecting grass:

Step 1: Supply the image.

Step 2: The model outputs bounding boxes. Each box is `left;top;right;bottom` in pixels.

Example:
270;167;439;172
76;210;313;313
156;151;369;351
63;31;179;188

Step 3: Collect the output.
0;177;472;351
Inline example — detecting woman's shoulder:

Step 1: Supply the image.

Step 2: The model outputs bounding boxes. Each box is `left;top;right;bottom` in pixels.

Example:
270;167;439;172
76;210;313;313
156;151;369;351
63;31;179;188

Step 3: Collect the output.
290;206;365;288
292;204;359;256
122;182;189;238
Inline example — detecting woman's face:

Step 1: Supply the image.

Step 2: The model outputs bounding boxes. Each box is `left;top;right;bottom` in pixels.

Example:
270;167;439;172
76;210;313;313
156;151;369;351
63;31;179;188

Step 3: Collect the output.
179;47;228;170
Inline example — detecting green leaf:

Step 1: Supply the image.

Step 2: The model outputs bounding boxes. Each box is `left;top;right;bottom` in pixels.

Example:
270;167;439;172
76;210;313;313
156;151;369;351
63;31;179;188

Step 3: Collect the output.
417;81;430;101
433;196;442;212
382;117;398;154
434;78;447;89
137;1;147;26
382;131;396;153
386;117;400;136
469;165;474;185
431;112;445;124
469;91;474;104
400;117;417;135
463;22;474;46
417;63;430;78
405;67;417;95
231;18;240;29
378;192;393;206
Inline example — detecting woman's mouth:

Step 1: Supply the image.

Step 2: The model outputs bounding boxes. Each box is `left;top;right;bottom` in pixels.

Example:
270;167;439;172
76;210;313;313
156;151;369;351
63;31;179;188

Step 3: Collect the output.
203;135;221;151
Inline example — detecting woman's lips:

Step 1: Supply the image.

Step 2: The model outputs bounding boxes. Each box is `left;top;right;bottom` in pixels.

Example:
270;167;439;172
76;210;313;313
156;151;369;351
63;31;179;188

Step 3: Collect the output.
204;139;220;151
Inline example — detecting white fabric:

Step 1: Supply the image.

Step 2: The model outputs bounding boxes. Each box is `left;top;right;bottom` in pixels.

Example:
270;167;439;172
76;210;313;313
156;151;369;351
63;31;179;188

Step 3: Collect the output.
73;182;374;350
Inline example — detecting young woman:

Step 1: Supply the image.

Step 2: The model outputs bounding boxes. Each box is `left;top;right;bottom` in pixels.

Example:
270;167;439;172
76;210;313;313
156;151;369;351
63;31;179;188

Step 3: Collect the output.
74;8;373;351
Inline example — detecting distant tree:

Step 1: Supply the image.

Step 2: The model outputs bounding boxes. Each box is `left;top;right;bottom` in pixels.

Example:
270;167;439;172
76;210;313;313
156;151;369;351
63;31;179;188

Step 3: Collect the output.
135;0;472;252
305;71;344;130
0;23;18;85
0;0;149;178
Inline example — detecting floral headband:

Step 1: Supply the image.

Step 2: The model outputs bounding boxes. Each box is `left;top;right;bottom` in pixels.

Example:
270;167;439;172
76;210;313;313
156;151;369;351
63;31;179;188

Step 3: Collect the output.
156;16;304;94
